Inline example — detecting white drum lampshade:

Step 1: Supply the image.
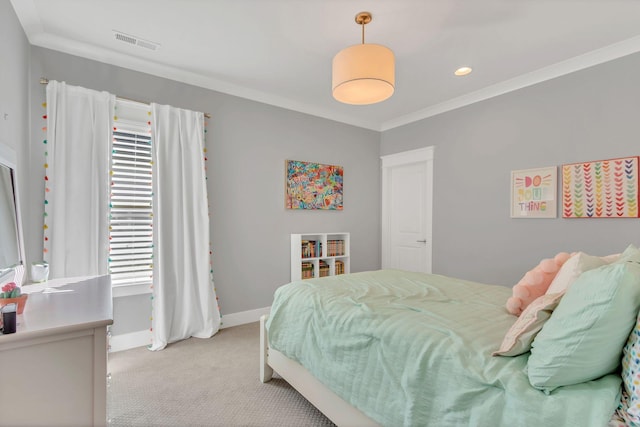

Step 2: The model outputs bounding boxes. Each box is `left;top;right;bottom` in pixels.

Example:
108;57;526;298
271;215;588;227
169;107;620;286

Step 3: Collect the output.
332;43;395;105
332;12;395;105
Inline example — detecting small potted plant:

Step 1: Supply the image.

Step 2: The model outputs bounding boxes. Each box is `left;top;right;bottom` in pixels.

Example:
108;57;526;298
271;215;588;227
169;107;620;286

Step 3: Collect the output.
0;282;28;314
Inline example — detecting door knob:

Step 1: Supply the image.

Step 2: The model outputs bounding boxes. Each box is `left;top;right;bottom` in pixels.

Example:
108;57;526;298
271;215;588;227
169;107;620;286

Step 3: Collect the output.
416;239;427;243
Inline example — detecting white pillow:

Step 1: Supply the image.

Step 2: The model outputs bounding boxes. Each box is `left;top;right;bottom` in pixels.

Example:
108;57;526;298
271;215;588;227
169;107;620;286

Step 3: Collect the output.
546;252;607;294
493;292;564;357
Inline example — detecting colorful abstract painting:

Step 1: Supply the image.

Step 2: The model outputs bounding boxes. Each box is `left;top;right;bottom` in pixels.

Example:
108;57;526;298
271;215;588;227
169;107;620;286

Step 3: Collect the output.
285;160;343;210
510;167;557;218
562;156;639;218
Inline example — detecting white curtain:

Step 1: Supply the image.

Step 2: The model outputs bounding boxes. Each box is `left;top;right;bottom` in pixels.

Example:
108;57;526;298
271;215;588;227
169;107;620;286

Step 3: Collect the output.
45;81;114;278
149;103;220;350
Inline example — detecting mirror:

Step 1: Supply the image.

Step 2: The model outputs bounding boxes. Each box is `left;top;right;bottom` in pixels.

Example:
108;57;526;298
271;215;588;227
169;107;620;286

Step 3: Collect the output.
0;144;25;285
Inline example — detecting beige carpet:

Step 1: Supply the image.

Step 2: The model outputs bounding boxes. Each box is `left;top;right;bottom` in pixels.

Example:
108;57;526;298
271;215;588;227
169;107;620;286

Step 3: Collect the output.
107;322;336;427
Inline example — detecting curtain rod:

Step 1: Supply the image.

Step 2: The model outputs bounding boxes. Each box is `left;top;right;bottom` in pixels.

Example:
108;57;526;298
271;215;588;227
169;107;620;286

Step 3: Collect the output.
40;77;212;119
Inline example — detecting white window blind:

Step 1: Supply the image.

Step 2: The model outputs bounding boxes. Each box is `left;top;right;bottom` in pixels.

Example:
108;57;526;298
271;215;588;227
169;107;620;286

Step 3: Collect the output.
109;101;153;291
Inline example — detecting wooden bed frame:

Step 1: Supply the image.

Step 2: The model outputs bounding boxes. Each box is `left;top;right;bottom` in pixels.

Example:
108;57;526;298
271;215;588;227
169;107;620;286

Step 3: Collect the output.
259;315;380;427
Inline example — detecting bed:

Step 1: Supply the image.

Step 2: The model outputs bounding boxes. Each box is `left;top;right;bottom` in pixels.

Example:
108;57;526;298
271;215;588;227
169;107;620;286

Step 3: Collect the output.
260;263;640;427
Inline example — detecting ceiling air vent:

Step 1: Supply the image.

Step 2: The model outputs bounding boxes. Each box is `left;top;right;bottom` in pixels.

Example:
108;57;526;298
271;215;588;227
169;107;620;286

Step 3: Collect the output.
113;31;160;51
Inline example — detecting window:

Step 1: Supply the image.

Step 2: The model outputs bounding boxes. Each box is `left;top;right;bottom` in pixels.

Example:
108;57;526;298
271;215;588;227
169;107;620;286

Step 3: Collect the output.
109;101;153;296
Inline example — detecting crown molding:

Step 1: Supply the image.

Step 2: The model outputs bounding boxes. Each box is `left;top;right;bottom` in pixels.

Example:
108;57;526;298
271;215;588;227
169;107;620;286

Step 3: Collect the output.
380;35;640;131
9;0;43;36
27;33;382;131
13;0;640;133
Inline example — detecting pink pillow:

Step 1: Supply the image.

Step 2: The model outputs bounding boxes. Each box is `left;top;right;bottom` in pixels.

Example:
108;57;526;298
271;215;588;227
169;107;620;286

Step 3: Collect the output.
493;292;564;357
506;252;570;316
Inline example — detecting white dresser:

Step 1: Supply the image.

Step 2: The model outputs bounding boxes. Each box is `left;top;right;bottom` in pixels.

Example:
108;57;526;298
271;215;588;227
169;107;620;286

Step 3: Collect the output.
0;275;113;426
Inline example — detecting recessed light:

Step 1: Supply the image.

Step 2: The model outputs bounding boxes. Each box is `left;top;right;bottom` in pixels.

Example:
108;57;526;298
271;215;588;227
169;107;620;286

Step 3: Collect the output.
454;66;472;76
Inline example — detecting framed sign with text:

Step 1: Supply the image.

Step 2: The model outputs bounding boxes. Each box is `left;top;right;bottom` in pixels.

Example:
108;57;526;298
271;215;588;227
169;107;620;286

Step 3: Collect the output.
510;166;557;218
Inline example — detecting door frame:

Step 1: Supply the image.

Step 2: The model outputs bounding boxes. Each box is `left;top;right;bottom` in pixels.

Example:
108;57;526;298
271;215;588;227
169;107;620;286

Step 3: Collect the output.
381;146;434;272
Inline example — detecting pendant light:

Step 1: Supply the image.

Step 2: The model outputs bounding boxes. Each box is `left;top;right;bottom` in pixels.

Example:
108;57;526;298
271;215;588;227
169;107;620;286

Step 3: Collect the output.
332;12;395;105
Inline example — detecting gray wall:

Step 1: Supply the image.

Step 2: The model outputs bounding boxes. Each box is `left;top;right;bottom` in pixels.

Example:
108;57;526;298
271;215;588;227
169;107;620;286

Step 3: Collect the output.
381;53;640;287
0;0;30;242
13;0;640;335
27;48;381;334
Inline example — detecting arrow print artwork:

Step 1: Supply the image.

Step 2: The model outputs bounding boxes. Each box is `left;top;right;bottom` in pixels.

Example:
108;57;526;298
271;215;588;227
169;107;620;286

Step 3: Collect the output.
562;156;639;218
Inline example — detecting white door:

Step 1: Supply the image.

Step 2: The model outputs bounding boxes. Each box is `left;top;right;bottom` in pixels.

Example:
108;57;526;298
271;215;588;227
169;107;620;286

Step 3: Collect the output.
381;147;433;273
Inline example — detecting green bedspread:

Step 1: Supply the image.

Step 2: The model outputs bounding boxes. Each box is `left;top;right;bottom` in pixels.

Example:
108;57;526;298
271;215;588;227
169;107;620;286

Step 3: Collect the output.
267;269;621;427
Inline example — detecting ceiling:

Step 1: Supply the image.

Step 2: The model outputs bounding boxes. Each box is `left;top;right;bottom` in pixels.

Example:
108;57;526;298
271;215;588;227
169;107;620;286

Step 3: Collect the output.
11;0;640;131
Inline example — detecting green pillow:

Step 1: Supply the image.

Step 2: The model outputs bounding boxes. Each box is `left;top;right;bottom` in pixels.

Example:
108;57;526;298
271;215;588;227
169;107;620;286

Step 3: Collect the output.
527;262;640;393
617;244;640;264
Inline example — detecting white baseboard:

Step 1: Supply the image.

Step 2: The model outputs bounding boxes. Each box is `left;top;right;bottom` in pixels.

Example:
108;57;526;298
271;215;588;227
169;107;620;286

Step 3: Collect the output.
109;329;151;353
220;306;271;329
108;306;271;352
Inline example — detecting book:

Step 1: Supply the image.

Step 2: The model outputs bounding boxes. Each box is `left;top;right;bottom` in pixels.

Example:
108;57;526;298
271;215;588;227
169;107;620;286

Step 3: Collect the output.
302;240;318;258
301;261;314;279
327;240;345;256
319;260;329;277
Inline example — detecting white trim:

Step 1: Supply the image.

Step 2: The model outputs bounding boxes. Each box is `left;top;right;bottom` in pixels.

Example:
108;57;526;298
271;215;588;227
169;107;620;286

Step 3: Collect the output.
381;146;434;168
14;0;640;132
112;284;151;298
380;147;434;272
108;329;151;352
24;32;380;131
8;0;43;36
108;306;272;352
379;36;640;131
220;306;271;329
